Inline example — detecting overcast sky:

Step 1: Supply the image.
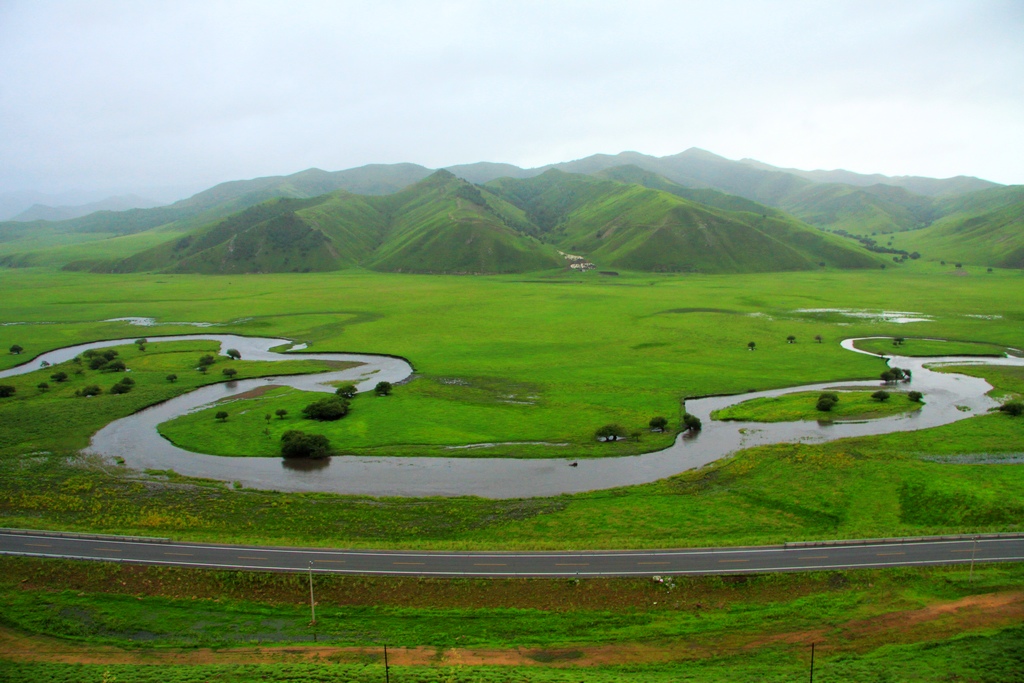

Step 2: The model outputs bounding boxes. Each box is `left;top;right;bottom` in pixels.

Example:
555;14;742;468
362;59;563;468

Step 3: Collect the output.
1;0;1022;199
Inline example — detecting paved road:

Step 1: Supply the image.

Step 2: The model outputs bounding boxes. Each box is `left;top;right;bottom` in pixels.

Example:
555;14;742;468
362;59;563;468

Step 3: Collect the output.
2;530;1022;577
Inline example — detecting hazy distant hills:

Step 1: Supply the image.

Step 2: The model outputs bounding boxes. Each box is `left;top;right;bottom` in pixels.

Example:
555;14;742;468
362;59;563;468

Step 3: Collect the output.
0;147;1018;273
892;186;1024;269
11;194;165;222
88;168;879;275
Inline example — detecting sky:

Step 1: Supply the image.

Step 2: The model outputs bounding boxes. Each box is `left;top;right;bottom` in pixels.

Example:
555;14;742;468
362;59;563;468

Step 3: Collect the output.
1;0;1022;200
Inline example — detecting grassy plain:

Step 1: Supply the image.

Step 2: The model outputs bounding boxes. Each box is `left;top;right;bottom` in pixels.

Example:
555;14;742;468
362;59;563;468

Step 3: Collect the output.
711;390;922;423
0;264;1022;549
1;264;1024;681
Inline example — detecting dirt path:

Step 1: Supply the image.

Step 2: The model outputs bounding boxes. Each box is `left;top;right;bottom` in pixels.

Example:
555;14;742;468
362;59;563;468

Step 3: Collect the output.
2;591;1020;668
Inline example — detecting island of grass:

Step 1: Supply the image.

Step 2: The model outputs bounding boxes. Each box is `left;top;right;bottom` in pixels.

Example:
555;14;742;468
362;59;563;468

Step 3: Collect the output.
853;337;1012;357
711;390;923;423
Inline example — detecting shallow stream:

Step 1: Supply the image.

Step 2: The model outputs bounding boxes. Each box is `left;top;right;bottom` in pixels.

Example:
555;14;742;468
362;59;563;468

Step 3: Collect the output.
3;335;1021;499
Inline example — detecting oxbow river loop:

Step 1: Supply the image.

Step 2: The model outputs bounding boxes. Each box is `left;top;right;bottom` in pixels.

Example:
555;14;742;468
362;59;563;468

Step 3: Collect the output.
3;335;1022;499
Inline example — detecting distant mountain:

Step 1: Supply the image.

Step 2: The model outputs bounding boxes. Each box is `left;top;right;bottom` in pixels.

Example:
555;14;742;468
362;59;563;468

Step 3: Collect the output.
12;194;164;222
738;159;1000;197
777;183;941;236
892;186;1024;268
485;170;881;273
102;171;561;275
2;148;1013;272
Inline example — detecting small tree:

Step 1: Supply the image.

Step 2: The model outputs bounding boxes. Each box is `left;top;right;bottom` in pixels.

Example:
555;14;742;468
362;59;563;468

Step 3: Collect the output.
215;410;229;422
374;381;393;396
281;430;332;458
819;392;840;403
871;390;890;402
0;385;15;398
786;335;796;344
998;400;1023;417
683;413;702;431
893;337;905;346
37;382;49;392
747;341;756;351
226;348;241;360
40;360;50;368
198;354;216;368
908;391;923;402
166;373;178;383
9;344;23;354
51;371;68;383
335;383;358;399
102;359;127;373
275;408;288;420
595;424;627;441
76;385;102;397
222;368;238;379
649;416;668;432
302;396;349;421
814;335;823;343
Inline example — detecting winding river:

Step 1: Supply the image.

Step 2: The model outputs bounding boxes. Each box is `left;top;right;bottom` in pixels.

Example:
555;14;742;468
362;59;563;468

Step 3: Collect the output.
3;335;1021;499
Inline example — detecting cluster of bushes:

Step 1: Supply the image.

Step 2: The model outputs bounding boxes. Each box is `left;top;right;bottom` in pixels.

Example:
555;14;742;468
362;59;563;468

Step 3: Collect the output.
881;367;911;383
597;413;700;442
82;348;125;372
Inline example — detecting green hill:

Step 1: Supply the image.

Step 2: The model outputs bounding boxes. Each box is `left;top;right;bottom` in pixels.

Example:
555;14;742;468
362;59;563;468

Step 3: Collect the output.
891;186;1024;268
487;171;883;273
101;172;562;275
778;183;939;236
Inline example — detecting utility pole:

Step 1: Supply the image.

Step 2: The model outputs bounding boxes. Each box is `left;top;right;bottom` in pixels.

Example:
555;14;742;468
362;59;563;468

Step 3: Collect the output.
308;562;316;625
969;536;978;583
384;643;390;683
809;642;815;683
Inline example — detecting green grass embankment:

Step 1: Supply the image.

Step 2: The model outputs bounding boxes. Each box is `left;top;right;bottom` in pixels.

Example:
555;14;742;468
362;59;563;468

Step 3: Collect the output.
712;390;921;423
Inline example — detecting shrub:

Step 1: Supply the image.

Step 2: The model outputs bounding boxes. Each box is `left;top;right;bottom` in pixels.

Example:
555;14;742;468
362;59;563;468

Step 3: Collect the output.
89;356;109;370
281;430;331;458
76;385;102;397
374;381;393;396
109;382;132;394
302;396;349;421
198;354;216;368
649;416;668;431
683;413;702;431
0;385;15;398
819;392;839;403
223;368;238;378
101;359;127;372
336;383;358;399
871;390;890;402
908;391;923;402
595;424;627;441
998;400;1023;417
50;371;68;383
816;397;836;412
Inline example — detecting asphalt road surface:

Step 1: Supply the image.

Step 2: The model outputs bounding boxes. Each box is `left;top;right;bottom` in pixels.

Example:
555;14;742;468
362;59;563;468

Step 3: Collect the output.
2;530;1021;577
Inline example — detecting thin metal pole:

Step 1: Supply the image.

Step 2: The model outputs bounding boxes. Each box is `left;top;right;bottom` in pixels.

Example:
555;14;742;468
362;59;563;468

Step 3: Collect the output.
308;562;316;625
809;642;815;683
384;644;390;683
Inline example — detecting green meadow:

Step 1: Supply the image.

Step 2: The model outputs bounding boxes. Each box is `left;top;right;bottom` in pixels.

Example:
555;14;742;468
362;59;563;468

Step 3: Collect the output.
0;263;1021;548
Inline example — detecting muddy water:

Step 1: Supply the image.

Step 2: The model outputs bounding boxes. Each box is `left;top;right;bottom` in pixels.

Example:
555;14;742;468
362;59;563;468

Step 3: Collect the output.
5;335;1021;499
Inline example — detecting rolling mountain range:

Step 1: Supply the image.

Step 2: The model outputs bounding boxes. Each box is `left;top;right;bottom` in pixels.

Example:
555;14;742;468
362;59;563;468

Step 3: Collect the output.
0;148;1018;274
